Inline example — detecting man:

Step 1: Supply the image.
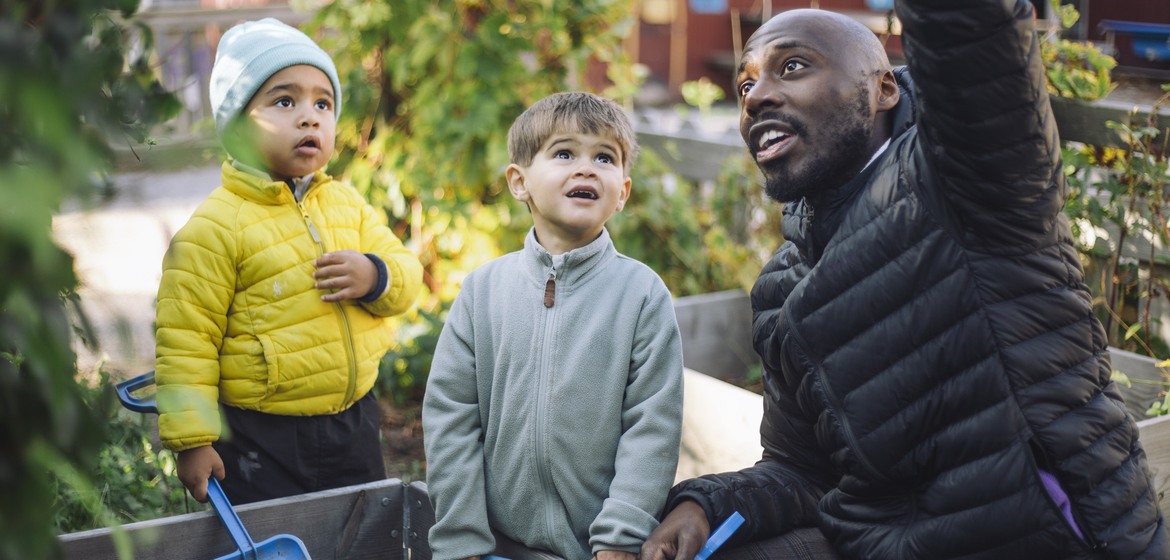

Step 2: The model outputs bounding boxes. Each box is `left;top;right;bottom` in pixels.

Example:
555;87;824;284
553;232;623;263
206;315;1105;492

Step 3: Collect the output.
641;2;1168;559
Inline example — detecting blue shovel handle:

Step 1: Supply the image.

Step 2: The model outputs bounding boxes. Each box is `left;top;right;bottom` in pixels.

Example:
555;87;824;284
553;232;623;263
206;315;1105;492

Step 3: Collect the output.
115;371;158;414
695;511;745;560
208;476;260;560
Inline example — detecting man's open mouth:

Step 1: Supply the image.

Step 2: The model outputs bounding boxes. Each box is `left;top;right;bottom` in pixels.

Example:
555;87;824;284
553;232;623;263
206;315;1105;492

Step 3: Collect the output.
751;124;796;162
758;130;790;152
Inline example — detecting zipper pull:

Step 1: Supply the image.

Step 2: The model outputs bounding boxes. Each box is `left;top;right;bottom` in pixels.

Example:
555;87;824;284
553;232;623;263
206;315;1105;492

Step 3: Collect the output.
302;210;321;243
543;273;556;308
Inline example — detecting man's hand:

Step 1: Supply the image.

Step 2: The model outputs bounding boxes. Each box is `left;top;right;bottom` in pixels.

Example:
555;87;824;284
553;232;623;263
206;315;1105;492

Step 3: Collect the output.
596;551;637;560
313;250;377;302
176;445;225;502
640;501;711;560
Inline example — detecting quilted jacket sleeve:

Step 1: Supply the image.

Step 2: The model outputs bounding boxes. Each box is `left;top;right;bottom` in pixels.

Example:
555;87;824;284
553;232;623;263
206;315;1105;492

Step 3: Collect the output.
155;192;237;452
897;0;1064;248
663;242;835;546
354;194;422;317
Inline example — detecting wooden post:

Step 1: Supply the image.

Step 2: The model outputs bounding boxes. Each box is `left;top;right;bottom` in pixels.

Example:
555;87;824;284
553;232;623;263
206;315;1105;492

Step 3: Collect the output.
669;0;688;93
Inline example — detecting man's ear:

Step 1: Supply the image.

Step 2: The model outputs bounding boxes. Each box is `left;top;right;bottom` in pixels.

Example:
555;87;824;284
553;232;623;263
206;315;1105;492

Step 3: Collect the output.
505;164;529;201
876;70;899;112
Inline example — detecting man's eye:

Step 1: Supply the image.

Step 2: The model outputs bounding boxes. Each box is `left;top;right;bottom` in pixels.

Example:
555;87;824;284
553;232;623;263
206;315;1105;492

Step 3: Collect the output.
738;81;754;97
781;60;806;75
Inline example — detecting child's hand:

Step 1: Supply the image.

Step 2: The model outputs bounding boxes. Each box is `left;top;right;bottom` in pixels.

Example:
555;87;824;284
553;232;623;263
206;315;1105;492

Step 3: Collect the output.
176;445;225;503
595;551;636;560
313;250;377;302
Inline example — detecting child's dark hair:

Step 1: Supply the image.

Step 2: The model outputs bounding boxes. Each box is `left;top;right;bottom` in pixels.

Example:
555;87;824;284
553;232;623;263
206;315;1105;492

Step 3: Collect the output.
507;92;639;173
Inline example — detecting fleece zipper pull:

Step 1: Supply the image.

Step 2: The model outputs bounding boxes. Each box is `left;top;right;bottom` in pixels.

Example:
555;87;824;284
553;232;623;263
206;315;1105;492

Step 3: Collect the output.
543;272;556;308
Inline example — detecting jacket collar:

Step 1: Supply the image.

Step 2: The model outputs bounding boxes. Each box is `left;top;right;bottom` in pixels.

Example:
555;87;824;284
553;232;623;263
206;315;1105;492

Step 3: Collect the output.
522;227;615;287
221;161;330;204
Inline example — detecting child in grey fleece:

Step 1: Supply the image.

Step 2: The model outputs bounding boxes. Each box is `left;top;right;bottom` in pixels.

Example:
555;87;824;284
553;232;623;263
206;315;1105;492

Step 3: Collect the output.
422;92;685;560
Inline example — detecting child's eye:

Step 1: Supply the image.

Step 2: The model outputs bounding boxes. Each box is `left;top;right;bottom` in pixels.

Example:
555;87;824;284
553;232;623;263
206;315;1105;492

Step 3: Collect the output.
275;97;293;108
554;150;573;160
595;153;615;165
315;100;331;111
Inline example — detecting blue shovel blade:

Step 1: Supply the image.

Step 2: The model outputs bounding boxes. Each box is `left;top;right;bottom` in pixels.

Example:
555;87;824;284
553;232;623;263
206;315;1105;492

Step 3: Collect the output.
214;535;311;560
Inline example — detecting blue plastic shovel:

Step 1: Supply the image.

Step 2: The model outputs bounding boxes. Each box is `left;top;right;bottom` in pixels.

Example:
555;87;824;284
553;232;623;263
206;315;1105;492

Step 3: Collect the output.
695;511;745;560
115;371;313;560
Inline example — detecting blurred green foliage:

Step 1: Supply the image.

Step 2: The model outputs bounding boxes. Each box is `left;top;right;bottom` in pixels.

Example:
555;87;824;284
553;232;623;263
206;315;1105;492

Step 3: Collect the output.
0;1;178;557
1045;3;1170;415
1040;0;1116;101
310;0;644;309
52;374;190;534
1063;87;1170;414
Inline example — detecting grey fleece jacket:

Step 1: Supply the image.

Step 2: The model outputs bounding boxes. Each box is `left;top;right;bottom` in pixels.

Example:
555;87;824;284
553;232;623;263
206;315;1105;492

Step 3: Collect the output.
422;228;684;560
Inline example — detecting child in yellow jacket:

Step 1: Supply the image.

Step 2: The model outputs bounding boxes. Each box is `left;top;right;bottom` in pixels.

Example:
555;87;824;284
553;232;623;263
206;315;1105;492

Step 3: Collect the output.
154;18;422;505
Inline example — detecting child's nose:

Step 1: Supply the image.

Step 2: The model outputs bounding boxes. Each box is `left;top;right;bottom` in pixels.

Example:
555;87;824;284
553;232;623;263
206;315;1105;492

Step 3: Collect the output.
299;110;319;128
574;160;598;177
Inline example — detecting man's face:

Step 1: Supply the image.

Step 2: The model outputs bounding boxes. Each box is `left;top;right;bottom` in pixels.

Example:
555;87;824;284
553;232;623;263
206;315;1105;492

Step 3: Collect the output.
736;12;879;203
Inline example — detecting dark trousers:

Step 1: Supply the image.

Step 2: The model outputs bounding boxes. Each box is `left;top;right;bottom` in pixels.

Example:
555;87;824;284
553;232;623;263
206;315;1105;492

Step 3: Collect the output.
712;528;843;560
213;391;385;505
491;528;841;560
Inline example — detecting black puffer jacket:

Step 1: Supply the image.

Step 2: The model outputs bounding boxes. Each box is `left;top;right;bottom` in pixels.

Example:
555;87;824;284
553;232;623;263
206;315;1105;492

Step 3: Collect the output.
665;1;1168;558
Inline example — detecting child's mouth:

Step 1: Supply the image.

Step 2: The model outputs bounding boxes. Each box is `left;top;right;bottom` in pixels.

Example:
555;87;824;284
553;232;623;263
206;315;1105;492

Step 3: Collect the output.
568;189;598;200
295;137;320;155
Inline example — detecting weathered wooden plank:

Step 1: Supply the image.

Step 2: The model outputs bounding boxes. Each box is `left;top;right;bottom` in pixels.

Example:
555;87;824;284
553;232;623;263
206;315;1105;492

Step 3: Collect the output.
673;290;758;385
1051;96;1169;150
635;129;747;183
59;478;404;560
1138;414;1170;515
1111;347;1168;421
406;481;435;560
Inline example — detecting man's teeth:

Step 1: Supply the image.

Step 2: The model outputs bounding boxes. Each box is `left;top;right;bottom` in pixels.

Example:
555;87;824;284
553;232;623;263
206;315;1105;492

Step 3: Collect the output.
759;130;788;150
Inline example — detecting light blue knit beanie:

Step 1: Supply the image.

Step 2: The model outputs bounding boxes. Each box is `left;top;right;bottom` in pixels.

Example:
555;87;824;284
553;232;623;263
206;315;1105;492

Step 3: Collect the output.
209;18;341;137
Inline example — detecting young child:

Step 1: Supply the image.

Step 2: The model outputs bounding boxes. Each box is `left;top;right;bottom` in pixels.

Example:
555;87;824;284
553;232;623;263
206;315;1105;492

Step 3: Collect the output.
422;92;685;560
154;18;422;505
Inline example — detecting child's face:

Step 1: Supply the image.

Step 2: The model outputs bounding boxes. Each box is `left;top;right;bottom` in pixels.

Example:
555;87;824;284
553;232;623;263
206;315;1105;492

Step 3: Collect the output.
505;130;631;254
239;64;336;181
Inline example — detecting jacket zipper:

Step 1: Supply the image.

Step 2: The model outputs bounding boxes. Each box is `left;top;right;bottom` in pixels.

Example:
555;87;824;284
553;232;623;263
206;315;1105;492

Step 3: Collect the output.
784;301;889;483
544;272;556;307
299;201;358;405
535;265;558;543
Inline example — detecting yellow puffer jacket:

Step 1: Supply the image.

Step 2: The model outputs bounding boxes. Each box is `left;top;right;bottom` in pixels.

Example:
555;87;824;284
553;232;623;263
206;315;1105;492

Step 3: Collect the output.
155;162;422;452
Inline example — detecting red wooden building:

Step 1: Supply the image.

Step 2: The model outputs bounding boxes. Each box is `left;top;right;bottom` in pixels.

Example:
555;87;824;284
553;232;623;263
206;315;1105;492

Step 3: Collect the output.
631;0;1168;102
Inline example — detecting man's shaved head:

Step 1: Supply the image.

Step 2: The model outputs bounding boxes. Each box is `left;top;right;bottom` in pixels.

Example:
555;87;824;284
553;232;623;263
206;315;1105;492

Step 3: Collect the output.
744;9;892;84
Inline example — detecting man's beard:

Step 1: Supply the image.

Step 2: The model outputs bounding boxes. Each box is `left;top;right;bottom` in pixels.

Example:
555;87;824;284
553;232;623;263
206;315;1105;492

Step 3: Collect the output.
760;88;874;204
